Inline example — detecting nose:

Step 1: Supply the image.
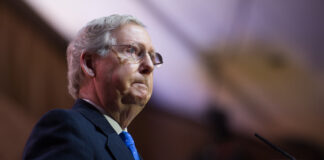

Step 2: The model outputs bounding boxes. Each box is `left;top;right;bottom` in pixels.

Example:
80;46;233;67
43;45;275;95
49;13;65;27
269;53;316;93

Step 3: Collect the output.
139;53;154;74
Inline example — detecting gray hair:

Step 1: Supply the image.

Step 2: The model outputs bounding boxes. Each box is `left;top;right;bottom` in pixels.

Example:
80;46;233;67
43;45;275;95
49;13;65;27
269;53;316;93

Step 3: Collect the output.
66;14;145;99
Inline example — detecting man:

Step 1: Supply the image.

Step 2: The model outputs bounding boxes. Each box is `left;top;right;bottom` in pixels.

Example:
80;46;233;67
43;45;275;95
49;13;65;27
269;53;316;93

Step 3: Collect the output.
23;14;163;160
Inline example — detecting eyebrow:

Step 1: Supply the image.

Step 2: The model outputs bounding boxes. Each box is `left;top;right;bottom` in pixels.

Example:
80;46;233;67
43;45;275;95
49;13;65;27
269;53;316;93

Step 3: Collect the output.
135;42;155;53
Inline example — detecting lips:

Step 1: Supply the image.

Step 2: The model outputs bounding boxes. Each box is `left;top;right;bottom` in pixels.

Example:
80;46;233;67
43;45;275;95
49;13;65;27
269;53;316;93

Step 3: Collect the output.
131;80;148;97
132;82;147;90
132;78;147;88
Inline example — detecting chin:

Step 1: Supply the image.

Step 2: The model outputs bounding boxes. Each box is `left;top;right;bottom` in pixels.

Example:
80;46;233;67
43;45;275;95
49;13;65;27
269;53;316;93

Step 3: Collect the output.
121;93;149;106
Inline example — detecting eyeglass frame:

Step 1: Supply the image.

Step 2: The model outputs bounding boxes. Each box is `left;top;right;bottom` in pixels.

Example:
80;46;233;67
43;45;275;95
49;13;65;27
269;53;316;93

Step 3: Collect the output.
108;43;163;66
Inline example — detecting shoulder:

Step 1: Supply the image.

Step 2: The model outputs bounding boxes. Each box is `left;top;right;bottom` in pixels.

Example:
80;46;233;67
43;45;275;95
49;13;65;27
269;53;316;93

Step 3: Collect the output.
27;108;87;140
38;108;82;124
32;108;93;135
41;108;80;120
23;109;94;159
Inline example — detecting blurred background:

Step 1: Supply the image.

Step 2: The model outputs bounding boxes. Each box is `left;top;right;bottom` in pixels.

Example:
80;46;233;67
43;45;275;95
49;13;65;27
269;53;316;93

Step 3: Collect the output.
0;0;323;159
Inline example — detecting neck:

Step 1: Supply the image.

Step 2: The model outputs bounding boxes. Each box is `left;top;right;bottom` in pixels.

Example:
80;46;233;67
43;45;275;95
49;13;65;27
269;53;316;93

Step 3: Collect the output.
108;104;137;129
79;86;134;129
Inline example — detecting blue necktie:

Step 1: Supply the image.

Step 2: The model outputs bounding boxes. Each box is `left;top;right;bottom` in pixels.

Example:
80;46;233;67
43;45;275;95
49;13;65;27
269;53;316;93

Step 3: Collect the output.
119;131;140;160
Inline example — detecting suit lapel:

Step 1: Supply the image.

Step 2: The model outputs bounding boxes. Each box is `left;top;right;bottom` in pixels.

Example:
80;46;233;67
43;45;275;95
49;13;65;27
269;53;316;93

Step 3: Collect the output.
107;133;135;160
72;99;134;160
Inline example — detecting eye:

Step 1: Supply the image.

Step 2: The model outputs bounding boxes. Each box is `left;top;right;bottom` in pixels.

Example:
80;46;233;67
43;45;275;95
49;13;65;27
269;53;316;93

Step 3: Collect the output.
125;45;137;54
129;45;146;57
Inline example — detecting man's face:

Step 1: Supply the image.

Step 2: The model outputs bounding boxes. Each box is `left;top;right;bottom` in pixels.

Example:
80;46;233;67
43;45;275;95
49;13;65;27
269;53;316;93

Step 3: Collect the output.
93;23;154;123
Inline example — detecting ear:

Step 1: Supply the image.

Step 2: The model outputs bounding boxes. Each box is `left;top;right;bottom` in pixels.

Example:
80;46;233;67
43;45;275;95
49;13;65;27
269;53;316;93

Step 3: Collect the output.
80;52;95;77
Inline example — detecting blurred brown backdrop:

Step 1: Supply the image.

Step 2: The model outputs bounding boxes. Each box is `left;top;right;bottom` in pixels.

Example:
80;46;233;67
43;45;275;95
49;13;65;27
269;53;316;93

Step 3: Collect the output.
1;0;323;160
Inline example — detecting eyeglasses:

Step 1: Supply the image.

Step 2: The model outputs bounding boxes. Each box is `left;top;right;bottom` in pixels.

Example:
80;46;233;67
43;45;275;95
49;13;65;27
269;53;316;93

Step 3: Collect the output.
109;43;163;66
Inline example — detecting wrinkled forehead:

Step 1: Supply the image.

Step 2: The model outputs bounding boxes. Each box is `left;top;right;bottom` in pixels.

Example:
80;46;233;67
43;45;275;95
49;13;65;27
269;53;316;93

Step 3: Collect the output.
111;23;154;51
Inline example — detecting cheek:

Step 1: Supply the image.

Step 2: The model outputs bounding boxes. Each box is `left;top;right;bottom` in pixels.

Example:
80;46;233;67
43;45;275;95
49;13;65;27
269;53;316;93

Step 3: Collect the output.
112;64;137;92
148;75;153;92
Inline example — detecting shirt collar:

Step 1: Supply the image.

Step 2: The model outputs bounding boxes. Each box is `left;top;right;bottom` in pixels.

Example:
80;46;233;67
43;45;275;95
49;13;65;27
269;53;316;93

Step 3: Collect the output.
82;98;127;134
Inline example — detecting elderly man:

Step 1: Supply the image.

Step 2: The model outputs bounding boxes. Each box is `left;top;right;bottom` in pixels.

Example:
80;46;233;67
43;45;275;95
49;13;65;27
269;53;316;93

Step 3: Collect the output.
23;14;162;160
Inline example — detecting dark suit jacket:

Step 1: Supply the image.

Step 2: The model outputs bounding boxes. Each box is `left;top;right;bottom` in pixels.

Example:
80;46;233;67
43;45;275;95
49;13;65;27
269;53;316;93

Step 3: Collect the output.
23;99;136;160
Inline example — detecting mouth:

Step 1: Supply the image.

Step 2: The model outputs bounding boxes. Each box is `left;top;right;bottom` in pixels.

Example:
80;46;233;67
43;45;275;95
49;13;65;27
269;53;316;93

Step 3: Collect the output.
132;78;146;86
131;78;148;95
132;82;147;90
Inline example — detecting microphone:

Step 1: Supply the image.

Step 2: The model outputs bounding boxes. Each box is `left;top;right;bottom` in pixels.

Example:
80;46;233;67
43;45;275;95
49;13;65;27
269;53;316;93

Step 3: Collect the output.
255;133;296;160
